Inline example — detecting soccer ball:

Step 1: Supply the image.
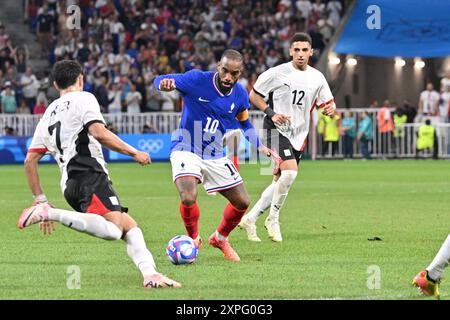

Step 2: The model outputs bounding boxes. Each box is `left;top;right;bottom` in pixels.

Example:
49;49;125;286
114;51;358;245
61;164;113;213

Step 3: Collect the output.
166;235;198;265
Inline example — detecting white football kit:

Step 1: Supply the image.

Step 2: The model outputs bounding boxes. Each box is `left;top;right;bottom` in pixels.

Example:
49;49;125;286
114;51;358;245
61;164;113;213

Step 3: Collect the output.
170;151;243;194
253;62;334;151
29;91;108;193
419;90;440;115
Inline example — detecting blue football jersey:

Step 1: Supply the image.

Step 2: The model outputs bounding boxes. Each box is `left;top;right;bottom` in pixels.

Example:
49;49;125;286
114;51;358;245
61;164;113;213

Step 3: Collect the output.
154;70;249;159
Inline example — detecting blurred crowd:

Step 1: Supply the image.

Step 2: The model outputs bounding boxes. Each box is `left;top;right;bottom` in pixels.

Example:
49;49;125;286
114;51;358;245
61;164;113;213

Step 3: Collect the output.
0;21;46;115
1;1;448;159
1;0;345;115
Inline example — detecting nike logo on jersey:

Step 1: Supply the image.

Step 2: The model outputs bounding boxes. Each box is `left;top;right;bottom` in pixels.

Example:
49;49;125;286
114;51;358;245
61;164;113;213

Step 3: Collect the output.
229;103;235;113
198;97;210;102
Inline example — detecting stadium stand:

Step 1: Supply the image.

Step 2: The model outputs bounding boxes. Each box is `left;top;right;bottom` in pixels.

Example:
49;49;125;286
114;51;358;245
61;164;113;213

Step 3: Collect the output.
2;0;347;114
1;0;449;160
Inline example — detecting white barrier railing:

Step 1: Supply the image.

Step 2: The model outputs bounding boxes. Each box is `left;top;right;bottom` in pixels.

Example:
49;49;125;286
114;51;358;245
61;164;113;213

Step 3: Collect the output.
0;114;42;137
2;110;449;159
312;123;450;159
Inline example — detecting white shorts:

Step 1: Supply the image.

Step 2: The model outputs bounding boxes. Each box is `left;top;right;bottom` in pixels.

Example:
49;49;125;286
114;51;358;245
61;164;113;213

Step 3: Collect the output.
170;151;243;194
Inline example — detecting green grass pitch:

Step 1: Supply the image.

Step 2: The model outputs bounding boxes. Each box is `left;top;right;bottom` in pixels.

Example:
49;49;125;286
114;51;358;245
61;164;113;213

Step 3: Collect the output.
1;160;449;300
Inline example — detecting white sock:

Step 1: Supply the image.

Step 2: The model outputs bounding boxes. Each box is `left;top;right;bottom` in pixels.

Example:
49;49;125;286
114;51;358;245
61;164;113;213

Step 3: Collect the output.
48;208;122;240
246;181;276;223
268;170;298;221
427;234;450;281
216;230;227;241
125;227;157;278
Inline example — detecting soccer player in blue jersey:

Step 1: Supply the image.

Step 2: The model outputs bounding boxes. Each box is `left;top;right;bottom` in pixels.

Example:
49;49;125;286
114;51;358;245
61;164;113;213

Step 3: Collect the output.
154;49;279;261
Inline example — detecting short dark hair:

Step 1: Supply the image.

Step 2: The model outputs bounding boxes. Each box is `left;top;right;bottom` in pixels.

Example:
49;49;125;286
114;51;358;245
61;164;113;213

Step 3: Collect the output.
220;49;243;63
425;119;431;125
290;32;312;46
52;60;83;90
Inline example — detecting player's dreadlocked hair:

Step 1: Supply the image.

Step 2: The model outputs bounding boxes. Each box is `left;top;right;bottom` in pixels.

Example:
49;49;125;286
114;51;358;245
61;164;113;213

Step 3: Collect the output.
220;49;244;62
52;60;83;90
290;32;312;46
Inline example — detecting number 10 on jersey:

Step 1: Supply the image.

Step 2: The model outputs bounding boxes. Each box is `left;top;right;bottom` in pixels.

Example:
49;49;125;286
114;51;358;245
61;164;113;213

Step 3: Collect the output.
203;117;219;134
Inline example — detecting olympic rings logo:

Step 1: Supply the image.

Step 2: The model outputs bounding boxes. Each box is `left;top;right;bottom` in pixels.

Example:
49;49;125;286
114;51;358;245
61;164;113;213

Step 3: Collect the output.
138;139;164;153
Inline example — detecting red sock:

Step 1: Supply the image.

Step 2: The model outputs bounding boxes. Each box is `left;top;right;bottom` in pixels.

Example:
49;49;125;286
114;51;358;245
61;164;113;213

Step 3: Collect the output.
232;155;240;171
217;203;247;238
179;202;200;239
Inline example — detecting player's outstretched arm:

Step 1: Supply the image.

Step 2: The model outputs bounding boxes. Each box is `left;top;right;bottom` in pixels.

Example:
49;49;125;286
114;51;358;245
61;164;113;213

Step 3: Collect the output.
24;151;46;199
24;151;56;235
249;89;290;125
154;69;201;94
237;110;282;173
88;123;151;165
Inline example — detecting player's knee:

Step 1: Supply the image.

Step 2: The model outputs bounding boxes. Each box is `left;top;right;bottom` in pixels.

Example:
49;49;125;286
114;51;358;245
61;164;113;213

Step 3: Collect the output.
180;192;197;206
120;214;138;235
234;195;250;211
105;225;123;241
241;197;250;210
103;211;126;239
280;170;297;189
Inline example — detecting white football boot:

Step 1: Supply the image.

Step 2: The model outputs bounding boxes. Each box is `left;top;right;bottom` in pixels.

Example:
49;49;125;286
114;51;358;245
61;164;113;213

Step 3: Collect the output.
264;217;283;242
238;215;261;242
